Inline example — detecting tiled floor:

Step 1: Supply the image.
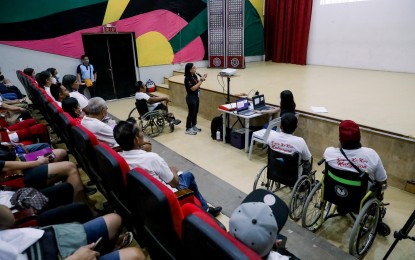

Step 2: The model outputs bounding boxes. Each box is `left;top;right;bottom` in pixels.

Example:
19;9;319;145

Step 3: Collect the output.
108;97;415;259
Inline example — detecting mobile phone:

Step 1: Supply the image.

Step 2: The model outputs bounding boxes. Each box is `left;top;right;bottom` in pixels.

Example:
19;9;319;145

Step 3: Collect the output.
92;237;102;250
44;152;56;161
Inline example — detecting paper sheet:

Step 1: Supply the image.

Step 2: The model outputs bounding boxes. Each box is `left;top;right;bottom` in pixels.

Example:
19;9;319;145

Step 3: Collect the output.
310;106;328;113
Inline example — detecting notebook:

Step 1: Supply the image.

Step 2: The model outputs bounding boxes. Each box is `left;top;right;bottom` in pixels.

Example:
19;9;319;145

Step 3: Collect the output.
236;98;255;116
24;147;56;161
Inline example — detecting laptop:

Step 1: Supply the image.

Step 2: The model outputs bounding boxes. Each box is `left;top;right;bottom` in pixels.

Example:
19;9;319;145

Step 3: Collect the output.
252;94;274;111
236;98;255;116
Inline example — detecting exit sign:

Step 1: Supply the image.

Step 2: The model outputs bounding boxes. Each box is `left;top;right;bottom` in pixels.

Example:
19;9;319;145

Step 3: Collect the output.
103;25;117;33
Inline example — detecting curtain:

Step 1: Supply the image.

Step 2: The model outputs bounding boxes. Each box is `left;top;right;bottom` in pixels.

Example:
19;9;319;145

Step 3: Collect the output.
264;0;313;65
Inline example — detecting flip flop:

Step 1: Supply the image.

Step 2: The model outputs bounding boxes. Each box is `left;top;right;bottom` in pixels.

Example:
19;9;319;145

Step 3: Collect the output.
114;231;133;250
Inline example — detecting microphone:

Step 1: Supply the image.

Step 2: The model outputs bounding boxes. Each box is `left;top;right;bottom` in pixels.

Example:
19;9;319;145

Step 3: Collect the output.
196;73;202;78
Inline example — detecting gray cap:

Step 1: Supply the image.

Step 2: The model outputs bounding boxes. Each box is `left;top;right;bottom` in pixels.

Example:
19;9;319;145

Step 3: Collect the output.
229;202;278;257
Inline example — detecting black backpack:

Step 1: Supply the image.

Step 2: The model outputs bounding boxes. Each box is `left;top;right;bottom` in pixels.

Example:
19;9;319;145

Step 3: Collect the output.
210;115;223;140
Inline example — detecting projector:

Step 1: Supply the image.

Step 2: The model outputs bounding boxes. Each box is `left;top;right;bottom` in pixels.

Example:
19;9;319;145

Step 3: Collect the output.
220;68;237;76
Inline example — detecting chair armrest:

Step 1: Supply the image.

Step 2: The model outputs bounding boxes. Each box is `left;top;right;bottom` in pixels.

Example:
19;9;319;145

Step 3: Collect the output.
0;171;24;182
112;146;123;152
14;208;38;227
175;188;195;200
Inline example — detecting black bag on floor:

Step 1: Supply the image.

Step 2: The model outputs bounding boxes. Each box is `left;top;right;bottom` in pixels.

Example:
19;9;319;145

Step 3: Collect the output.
210;115;223;140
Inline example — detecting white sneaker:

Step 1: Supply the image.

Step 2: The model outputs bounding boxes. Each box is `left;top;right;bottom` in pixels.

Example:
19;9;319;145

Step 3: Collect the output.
192;125;202;132
185;128;197;135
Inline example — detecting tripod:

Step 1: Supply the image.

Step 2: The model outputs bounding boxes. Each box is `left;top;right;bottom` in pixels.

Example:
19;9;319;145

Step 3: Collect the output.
383;209;415;259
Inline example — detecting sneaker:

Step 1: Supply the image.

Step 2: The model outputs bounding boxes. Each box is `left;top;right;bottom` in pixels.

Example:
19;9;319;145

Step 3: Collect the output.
192;125;202;132
185;128;197;135
207;206;222;217
173;119;181;125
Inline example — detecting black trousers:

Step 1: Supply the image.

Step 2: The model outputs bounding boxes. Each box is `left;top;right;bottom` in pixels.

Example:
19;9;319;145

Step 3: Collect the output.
186;95;199;129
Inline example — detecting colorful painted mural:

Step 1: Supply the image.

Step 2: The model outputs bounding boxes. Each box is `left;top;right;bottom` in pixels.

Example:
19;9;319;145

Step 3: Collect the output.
0;0;264;67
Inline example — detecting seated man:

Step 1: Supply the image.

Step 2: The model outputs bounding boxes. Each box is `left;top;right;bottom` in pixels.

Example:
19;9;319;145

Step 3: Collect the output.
81;97;119;148
134;81;181;125
113;119;222;217
267;113;312;176
323;120;388;189
0;209;144;260
0;73;24;99
229;190;290;259
50;82;70;107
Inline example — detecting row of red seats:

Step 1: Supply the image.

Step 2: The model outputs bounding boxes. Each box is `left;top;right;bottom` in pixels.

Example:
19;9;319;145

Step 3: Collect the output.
16;70;261;259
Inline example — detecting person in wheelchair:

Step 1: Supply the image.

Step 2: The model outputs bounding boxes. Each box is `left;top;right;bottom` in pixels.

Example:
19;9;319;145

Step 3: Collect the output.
323;120;388;192
134;81;181;125
267;113;312;176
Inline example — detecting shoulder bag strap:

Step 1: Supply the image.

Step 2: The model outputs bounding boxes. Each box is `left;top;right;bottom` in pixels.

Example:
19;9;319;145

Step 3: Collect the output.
340;148;365;178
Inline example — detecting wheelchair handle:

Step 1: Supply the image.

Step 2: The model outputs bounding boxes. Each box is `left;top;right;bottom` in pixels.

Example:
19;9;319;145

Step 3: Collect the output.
317;159;325;166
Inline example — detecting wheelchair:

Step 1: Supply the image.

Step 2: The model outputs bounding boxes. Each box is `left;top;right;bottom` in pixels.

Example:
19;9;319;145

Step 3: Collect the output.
253;149;317;221
128;99;178;137
301;160;390;258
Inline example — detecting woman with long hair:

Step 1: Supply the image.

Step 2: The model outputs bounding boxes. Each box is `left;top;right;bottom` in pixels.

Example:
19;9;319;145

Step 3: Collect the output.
184;63;206;135
280;90;296;116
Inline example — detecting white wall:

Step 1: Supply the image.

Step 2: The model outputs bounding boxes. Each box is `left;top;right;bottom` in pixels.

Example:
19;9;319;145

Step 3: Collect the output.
0;44;80;94
307;0;415;73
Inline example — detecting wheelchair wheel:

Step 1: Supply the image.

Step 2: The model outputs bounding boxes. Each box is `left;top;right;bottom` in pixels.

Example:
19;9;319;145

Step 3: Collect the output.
142;118;162;137
127;107;138;119
169;122;175;132
289;175;312;221
301;181;326;231
377;222;391;236
155;114;165;128
349;198;380;258
253;166;280;192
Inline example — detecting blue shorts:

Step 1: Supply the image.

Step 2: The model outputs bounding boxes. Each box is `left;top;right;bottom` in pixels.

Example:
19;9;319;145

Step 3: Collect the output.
23;164;48;189
83;217;120;260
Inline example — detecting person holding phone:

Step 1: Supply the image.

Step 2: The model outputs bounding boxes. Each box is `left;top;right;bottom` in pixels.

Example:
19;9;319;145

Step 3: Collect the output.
184;63;206;135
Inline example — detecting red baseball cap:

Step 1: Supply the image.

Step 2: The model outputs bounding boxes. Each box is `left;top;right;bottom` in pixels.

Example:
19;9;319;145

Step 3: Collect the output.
339;120;360;143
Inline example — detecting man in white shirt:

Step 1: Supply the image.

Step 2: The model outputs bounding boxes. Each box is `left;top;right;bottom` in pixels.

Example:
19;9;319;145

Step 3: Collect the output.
134;81;181;125
50;83;70;108
267;113;312;175
81;97;119;148
113;119;222;217
323;120;388;186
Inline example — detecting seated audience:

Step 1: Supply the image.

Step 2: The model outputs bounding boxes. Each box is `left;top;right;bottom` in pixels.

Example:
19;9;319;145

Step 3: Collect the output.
229;191;289;259
37;70;55;100
0;184;93;227
46;67;60;83
134;81;181;125
267;113;312;175
81;97;119;148
279;90;296;117
0;210;145;260
0;72;24;99
23;68;36;80
50;82;70;107
1;155;96;205
323;120;388;188
113;119;222;217
62;74;89;113
62;97;84;125
0;99;31;125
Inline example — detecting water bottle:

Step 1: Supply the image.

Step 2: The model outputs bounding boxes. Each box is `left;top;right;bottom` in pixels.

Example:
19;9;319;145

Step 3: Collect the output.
216;129;221;141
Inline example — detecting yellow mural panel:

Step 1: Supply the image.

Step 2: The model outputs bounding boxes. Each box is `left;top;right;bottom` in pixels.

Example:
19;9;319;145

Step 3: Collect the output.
103;0;131;25
136;32;174;67
250;0;264;25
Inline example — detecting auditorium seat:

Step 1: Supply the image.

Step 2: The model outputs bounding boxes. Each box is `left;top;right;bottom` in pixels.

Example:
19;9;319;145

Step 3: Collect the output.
181;203;261;260
126;168;187;259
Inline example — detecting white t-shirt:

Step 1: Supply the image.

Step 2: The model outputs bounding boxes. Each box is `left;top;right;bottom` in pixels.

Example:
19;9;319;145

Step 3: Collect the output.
323;147;387;182
135;92;160;112
267;131;311;175
81;116;118;148
44;86;56;101
0;228;44;260
119;149;177;192
69;91;89;110
267;251;290;260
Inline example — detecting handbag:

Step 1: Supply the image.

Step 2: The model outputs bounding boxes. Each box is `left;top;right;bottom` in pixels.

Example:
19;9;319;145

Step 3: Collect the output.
10;187;49;211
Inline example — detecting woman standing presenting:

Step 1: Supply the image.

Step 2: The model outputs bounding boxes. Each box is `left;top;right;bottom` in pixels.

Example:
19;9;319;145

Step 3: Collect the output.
184;63;206;135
